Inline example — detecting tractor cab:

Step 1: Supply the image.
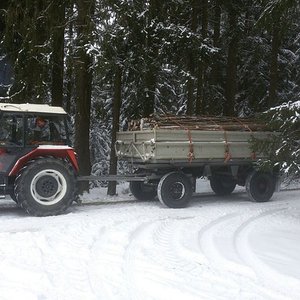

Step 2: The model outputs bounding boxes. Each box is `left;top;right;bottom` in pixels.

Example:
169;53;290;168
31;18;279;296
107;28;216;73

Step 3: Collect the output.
0;103;78;216
0;103;69;149
0;103;70;175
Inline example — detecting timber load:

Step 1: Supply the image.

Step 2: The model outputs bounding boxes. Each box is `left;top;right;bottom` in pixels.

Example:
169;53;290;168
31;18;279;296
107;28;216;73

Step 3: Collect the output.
116;115;272;165
127;115;266;132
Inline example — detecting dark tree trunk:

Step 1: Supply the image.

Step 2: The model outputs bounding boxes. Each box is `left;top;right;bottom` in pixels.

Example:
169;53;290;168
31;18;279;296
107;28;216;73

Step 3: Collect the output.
224;10;238;116
51;1;65;107
107;65;122;196
195;0;208;115
65;19;74;114
22;1;48;103
211;0;221;86
268;21;281;108
143;66;156;117
142;0;160;117
186;54;195;116
0;0;8;36
186;0;199;116
195;64;203;115
74;0;94;193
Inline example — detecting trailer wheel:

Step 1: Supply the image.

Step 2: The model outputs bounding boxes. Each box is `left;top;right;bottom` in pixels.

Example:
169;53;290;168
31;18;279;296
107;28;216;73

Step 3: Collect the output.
157;172;192;208
129;181;157;201
246;171;275;202
15;157;76;216
210;176;236;196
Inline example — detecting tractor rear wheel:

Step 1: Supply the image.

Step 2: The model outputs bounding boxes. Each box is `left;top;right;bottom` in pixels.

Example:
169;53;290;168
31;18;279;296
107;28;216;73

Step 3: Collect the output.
15;157;76;216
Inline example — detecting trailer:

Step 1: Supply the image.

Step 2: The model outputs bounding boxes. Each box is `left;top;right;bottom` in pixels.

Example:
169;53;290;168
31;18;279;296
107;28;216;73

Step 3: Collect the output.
0;103;277;216
115;116;278;208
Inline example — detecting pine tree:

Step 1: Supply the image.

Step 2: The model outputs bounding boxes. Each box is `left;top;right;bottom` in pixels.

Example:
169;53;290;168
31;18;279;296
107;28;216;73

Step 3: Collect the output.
252;101;300;179
74;0;95;192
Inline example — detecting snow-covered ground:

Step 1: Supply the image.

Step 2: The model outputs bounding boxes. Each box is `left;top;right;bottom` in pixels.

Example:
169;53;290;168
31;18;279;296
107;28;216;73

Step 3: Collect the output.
0;180;299;300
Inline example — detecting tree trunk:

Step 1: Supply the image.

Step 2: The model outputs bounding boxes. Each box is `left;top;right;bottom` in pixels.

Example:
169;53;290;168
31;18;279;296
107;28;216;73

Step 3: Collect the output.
186;54;195;116
186;0;199;115
195;0;208;115
143;65;156;117
24;1;48;103
211;0;221;86
142;0;160;117
195;64;203;115
224;10;238;116
65;17;74;115
0;1;8;36
74;0;94;193
51;1;65;107
107;65;122;196
268;21;281;108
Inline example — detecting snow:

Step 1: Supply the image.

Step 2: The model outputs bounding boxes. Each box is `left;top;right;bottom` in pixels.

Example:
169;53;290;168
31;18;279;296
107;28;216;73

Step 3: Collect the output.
0;180;299;300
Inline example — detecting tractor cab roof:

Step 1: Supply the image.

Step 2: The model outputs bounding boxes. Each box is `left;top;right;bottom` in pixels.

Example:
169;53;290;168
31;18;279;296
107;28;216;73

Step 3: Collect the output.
0;103;67;115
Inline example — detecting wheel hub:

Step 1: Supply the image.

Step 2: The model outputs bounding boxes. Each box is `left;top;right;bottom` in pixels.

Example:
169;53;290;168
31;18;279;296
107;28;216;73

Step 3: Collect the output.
35;175;59;198
169;182;185;200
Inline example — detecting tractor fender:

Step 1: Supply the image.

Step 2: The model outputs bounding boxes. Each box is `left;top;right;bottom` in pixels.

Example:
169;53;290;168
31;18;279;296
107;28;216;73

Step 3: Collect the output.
9;146;79;176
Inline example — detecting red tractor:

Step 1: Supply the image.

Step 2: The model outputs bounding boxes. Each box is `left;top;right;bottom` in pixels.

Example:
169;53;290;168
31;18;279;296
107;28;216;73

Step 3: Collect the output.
0;103;78;216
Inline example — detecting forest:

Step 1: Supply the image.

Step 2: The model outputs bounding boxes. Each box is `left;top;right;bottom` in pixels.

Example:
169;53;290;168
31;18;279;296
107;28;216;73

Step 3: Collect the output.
0;0;299;193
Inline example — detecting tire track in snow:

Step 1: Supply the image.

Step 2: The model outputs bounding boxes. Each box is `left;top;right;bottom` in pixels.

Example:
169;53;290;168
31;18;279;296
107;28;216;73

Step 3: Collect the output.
0;232;53;300
37;221;100;300
87;219;148;300
198;212;256;277
122;216;242;300
122;220;160;300
93;217;208;300
234;207;300;299
85;223;126;300
197;206;297;300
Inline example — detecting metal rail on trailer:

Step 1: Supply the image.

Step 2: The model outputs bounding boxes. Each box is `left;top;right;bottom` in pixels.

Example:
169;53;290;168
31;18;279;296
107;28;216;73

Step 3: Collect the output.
77;175;149;182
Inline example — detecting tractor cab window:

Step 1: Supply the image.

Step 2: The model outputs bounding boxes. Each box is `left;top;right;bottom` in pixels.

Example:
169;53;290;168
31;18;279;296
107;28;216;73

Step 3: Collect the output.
0;113;23;147
26;115;67;145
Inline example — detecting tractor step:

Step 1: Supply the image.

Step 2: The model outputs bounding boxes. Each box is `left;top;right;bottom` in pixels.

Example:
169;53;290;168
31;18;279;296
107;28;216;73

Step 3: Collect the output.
0;183;6;199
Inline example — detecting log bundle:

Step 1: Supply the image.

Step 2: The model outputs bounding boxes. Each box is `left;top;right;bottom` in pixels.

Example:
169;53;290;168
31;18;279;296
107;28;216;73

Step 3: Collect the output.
127;115;266;132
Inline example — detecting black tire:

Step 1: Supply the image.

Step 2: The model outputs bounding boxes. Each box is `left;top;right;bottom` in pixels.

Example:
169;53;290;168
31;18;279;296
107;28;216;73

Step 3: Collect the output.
15;157;76;216
245;171;275;202
157;172;192;208
129;181;157;201
210;176;236;196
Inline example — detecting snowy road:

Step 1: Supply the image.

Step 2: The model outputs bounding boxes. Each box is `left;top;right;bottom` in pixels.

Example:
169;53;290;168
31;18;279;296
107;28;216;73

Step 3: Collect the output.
0;184;299;300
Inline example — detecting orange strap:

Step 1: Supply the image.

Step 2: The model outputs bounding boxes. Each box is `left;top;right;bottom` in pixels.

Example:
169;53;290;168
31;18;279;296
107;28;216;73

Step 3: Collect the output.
165;116;195;163
207;117;232;163
223;129;232;163
186;129;194;163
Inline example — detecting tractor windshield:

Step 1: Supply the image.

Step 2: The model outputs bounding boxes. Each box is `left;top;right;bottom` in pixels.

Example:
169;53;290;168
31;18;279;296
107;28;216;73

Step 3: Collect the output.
0;113;24;147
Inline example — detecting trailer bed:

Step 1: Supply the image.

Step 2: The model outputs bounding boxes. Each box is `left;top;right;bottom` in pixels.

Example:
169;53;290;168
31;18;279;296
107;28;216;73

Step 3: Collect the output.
116;128;271;163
